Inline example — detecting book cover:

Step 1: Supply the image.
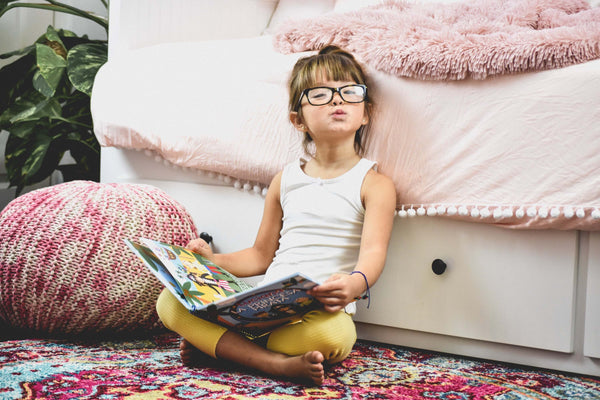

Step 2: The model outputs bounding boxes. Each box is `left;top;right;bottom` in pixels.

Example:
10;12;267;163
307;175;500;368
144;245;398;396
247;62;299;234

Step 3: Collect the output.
126;239;322;338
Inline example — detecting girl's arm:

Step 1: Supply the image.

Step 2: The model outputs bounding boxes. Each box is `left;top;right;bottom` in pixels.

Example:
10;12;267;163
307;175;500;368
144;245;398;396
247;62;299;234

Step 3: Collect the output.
310;170;396;312
187;172;284;278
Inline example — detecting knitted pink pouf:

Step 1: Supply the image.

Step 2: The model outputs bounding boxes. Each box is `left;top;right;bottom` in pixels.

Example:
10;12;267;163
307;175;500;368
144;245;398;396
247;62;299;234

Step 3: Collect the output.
0;181;198;336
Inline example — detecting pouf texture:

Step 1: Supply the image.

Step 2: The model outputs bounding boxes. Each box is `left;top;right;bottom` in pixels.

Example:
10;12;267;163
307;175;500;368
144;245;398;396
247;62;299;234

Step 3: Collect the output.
0;181;198;336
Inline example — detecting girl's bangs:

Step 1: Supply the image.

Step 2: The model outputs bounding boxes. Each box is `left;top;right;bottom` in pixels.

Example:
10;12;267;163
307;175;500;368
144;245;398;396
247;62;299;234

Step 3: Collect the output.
304;58;363;88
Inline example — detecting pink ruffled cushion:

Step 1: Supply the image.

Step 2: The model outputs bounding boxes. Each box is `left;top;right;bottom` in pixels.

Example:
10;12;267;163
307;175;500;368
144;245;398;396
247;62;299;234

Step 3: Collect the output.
0;181;198;336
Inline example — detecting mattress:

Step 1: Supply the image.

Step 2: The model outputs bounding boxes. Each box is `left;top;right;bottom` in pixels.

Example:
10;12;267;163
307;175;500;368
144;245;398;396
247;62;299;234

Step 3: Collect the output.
92;35;600;230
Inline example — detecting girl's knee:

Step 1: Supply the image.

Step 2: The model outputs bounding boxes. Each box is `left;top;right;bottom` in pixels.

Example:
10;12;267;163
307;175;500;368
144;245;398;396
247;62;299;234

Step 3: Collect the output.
311;313;356;363
156;290;183;331
268;310;357;363
307;309;356;339
155;289;227;358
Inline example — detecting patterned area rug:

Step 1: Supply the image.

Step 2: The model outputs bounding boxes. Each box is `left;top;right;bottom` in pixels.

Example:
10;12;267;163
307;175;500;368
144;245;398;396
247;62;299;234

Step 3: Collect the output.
1;333;599;399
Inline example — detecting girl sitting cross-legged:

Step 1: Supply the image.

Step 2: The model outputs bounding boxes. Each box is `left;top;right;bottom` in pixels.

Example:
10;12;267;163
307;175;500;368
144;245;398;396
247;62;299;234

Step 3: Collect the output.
156;45;397;385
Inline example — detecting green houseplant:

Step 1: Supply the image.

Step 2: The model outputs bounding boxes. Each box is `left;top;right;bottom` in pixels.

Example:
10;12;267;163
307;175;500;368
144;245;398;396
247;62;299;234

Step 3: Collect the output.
0;0;108;195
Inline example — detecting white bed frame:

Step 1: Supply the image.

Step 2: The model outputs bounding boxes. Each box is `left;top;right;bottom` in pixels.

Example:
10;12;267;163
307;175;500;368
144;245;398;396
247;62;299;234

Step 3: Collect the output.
98;0;600;376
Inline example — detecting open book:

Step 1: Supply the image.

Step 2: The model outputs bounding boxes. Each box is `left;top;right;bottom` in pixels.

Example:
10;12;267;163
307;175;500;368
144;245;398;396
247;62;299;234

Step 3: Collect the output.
126;238;322;339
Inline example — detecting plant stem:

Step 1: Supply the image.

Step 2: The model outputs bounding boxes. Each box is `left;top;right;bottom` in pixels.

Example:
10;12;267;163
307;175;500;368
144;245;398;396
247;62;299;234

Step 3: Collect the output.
52;116;92;129
0;2;108;32
0;3;62;18
46;0;108;32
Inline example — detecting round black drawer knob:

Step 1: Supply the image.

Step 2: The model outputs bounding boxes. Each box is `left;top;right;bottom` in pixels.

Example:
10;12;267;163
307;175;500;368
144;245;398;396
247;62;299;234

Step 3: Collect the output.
200;232;213;244
432;259;447;275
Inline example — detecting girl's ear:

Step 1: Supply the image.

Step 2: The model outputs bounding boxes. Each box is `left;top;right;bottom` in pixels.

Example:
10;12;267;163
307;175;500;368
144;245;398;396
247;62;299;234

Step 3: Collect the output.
290;112;307;132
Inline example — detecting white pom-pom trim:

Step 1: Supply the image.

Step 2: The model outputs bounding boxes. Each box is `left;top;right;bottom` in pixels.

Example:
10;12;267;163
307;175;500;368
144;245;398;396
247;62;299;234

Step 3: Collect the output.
394;204;599;224
229;180;269;197
141;153;600;215
397;206;408;218
493;208;503;219
140;150;271;198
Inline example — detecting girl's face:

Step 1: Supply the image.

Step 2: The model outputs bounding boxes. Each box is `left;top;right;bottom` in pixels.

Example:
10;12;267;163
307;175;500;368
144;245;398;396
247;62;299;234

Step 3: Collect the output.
291;79;369;143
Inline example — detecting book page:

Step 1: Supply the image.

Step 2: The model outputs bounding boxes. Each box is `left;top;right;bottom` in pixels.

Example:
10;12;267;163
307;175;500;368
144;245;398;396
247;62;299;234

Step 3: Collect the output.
140;239;251;308
126;240;187;301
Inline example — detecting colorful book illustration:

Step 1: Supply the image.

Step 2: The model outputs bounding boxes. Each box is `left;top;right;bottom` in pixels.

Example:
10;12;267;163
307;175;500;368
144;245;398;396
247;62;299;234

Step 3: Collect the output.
126;238;322;339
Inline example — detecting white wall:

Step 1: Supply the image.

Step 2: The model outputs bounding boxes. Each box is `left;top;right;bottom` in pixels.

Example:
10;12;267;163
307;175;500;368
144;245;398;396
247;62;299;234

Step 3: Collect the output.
0;0;108;210
0;0;107;66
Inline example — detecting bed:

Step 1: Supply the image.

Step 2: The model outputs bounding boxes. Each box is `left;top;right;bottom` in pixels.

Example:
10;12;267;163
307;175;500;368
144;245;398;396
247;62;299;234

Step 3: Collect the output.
92;0;600;375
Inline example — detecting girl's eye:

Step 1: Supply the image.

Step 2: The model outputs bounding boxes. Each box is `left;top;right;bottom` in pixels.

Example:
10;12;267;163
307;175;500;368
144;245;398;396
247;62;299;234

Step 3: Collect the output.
342;86;361;95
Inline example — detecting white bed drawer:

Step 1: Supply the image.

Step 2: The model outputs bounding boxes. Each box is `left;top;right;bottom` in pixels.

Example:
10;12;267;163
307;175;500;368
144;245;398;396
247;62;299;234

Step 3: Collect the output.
355;218;578;353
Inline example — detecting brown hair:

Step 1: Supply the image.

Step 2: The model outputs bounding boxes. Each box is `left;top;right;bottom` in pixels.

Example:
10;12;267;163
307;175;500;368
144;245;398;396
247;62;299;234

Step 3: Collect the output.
288;45;373;156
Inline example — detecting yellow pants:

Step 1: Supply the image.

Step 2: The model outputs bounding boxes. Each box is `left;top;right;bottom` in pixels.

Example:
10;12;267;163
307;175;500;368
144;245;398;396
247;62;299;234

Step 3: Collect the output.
156;289;357;364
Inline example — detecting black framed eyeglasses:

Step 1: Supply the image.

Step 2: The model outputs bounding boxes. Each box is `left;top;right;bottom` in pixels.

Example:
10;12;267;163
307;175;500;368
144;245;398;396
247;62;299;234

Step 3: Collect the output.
295;84;367;111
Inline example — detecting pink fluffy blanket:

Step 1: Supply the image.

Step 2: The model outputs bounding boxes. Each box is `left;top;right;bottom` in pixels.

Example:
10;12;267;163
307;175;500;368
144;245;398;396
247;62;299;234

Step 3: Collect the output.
273;0;600;80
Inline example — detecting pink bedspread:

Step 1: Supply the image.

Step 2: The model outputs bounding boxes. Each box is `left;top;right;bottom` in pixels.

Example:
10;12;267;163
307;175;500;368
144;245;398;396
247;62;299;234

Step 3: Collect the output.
274;0;600;80
92;37;600;231
364;60;600;230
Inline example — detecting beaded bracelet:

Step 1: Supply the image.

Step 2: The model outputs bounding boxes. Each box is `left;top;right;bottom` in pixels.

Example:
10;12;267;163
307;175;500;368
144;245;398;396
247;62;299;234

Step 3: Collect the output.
351;270;371;308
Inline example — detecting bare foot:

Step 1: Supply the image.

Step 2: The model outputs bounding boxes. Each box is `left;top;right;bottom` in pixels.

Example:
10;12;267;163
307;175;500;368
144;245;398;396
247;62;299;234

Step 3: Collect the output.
180;339;214;366
278;350;325;385
213;331;327;385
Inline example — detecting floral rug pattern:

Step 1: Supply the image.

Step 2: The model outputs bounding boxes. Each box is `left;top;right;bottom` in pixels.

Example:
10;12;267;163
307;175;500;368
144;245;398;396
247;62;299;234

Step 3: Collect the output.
1;333;599;399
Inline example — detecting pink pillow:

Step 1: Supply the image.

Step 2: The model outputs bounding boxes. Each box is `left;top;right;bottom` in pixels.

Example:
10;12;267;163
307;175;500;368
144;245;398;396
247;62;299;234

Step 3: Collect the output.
0;181;198;336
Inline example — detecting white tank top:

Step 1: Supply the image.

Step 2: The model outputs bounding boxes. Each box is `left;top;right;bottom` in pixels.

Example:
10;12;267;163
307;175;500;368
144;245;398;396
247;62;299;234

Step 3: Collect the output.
261;158;377;285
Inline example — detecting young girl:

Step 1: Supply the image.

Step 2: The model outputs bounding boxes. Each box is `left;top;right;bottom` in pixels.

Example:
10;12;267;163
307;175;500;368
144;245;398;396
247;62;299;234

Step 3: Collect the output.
156;45;396;385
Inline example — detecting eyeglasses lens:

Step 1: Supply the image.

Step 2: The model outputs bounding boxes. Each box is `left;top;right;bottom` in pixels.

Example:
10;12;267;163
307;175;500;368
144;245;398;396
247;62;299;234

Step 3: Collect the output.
306;85;366;106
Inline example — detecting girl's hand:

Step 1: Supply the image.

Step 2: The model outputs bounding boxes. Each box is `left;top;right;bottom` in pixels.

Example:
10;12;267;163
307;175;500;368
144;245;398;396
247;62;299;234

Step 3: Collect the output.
308;273;367;313
187;238;214;262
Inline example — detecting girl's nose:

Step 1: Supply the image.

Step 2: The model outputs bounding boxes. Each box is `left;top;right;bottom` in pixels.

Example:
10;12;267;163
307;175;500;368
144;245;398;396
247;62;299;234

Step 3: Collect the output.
331;92;344;105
